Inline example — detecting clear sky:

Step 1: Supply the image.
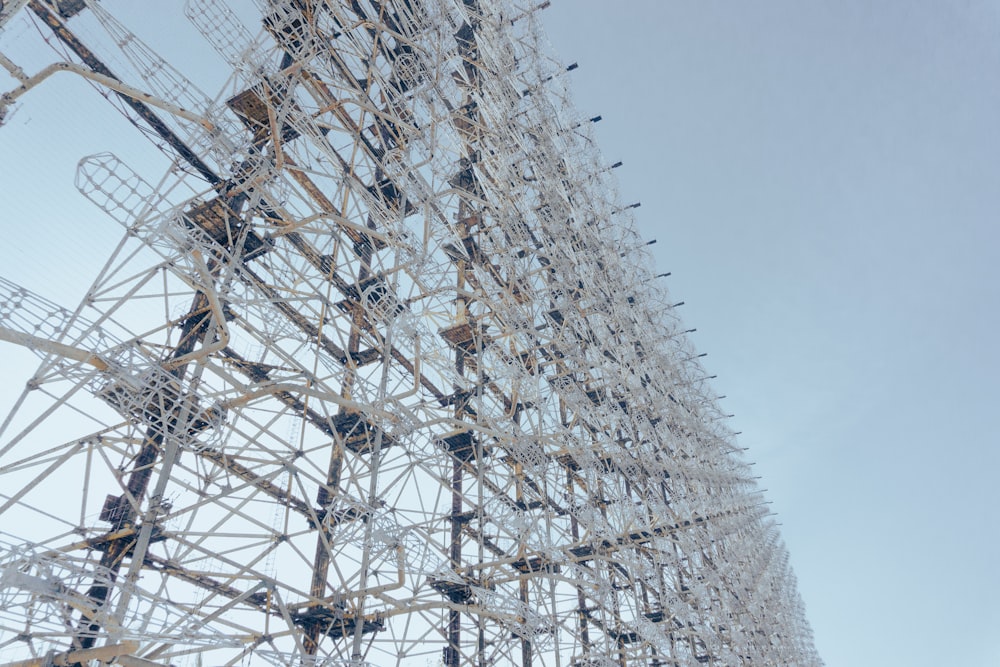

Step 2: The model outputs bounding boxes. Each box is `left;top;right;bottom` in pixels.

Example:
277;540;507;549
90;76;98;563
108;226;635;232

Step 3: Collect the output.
542;1;1000;665
0;2;997;665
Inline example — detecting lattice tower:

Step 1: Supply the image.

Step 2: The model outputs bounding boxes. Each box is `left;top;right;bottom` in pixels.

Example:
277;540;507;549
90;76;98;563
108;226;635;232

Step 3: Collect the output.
0;1;822;666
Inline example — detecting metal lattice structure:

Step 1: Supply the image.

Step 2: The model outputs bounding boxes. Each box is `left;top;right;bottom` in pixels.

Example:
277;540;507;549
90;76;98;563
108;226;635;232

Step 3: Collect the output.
0;1;822;665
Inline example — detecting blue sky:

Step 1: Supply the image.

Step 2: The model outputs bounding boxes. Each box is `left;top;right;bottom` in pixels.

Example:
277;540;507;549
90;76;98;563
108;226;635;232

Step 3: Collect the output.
543;1;1000;665
0;2;997;665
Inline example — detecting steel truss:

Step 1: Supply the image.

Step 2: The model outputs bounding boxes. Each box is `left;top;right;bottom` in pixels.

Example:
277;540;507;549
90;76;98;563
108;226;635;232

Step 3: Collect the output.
0;1;822;665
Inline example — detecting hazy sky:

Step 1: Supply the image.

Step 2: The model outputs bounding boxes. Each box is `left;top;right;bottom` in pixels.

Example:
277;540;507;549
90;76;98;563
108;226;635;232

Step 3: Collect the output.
0;2;997;666
543;2;1000;665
